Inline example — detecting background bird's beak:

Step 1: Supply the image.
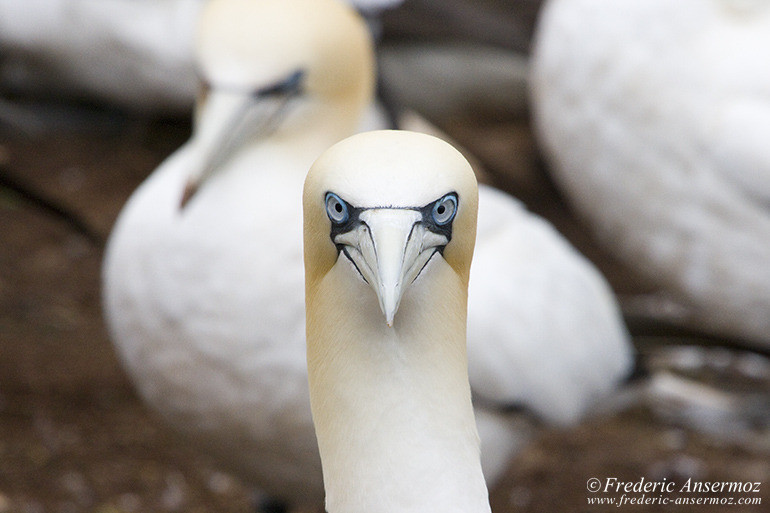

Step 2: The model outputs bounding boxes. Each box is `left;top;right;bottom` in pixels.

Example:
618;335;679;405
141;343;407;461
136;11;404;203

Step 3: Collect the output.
180;71;304;208
180;91;254;207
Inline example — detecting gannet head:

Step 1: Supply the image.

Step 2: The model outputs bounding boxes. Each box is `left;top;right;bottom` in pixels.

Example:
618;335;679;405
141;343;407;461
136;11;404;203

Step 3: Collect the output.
181;0;375;207
304;130;479;327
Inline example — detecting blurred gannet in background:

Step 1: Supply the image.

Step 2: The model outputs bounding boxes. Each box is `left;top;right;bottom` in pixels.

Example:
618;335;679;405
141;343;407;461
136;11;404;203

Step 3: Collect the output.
0;0;534;128
530;0;770;348
304;129;490;513
0;0;202;113
103;0;631;508
0;0;402;115
104;0;373;507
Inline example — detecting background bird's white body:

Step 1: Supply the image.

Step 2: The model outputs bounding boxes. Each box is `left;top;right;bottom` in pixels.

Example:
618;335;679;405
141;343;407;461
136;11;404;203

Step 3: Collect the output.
0;0;202;112
531;0;770;346
103;137;323;501
469;185;629;426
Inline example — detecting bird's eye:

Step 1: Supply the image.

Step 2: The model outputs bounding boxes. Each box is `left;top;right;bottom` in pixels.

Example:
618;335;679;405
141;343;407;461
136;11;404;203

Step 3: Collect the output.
325;193;349;224
431;194;457;225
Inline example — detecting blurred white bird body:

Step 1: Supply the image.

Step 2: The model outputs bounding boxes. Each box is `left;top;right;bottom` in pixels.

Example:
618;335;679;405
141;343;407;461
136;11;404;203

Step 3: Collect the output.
531;0;770;346
104;0;631;507
0;0;402;113
469;185;629;425
0;0;202;112
103;108;325;501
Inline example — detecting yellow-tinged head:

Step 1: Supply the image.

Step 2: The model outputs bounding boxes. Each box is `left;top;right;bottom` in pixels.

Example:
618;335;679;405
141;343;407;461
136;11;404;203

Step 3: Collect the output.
303;130;479;327
182;0;375;207
303;130;488;513
197;0;373;105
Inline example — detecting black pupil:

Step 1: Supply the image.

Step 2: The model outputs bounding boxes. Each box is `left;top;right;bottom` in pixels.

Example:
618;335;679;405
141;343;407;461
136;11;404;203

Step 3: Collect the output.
335;202;343;213
437;205;446;215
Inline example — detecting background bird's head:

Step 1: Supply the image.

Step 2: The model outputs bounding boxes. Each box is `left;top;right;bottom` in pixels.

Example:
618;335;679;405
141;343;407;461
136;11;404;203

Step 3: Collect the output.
196;0;374;123
180;0;376;207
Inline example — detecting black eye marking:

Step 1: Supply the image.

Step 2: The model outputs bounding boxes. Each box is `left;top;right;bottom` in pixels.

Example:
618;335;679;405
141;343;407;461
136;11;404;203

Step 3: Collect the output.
196;69;305;98
341;247;369;285
325;191;459;256
256;69;305;98
325;192;364;250
419;192;458;248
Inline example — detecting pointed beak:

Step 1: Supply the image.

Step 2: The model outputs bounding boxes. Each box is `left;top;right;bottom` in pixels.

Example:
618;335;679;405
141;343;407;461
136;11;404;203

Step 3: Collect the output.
180;70;304;208
335;209;446;327
179;90;254;207
364;209;420;326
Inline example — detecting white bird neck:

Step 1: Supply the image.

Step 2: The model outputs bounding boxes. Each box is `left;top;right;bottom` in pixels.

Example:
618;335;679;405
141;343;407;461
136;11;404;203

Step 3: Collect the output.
307;258;491;513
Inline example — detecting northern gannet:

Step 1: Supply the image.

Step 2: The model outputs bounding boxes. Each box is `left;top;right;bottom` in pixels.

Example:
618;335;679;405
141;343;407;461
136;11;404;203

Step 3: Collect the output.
103;0;374;506
303;129;490;513
103;0;631;508
530;0;770;348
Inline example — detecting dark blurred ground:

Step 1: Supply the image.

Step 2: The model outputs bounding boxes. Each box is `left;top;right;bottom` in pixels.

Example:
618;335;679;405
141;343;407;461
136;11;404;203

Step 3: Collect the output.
0;109;768;513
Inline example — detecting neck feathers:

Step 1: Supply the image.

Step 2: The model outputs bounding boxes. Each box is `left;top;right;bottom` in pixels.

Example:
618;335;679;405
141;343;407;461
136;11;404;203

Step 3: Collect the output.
307;258;491;513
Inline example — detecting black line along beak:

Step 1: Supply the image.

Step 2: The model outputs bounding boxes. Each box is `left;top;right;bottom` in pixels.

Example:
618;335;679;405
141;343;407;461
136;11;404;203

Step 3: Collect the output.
180;69;306;209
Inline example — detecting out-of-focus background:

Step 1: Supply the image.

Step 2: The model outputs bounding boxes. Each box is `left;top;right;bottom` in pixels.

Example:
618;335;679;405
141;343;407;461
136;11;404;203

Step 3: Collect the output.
1;0;769;512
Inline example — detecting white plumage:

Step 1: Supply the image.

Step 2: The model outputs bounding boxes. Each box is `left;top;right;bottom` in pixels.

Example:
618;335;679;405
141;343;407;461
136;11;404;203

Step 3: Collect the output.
0;0;402;114
304;130;489;513
530;0;770;347
469;185;630;425
103;0;631;507
0;0;202;113
103;0;372;504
